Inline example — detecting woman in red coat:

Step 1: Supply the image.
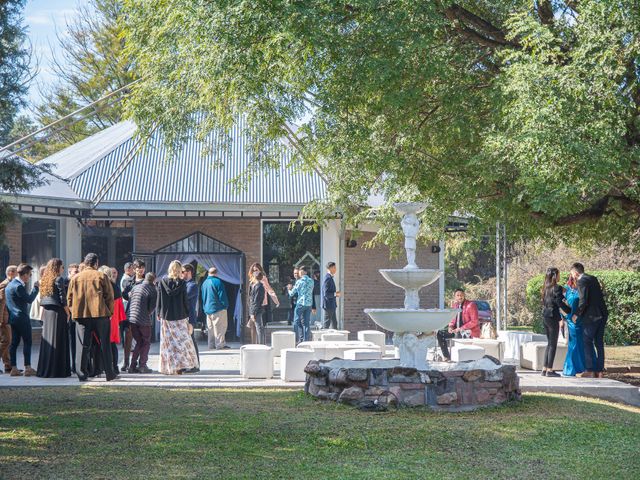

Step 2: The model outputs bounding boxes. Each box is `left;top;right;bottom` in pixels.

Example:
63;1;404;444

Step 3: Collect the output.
436;289;480;361
99;266;126;373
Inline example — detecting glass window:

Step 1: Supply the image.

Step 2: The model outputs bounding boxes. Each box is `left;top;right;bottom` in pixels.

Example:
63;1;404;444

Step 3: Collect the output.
21;217;59;279
262;221;321;323
81;220;133;270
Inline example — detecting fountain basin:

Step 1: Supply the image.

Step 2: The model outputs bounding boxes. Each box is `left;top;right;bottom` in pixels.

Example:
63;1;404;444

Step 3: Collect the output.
364;308;459;333
379;269;442;290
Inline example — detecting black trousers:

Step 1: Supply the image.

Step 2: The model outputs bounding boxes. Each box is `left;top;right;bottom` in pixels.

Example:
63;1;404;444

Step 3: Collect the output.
76;317;116;381
323;308;337;329
9;320;32;367
583;318;606;372
437;329;457;359
68;321;77;373
543;317;560;369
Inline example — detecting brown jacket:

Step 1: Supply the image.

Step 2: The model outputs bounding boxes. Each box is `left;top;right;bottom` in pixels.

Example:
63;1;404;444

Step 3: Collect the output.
67;267;114;320
0;278;9;326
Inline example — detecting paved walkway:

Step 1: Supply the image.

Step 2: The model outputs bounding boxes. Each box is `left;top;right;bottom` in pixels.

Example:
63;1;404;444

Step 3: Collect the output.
2;342;639;406
0;341;300;388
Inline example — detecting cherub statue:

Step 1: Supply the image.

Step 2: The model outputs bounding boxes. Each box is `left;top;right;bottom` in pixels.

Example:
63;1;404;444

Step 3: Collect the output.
401;212;420;269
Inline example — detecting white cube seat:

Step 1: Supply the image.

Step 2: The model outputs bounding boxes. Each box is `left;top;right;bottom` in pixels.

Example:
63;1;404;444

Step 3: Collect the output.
452;339;505;362
357;330;386;350
240;345;273;379
281;348;316;382
271;331;296;357
451;344;485;362
311;329;351;341
344;348;382;360
321;332;349;342
297;341;378;361
519;341;568;371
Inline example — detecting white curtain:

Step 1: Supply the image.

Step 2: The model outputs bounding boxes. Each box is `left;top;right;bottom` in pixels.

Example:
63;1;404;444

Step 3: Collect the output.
154;253;243;333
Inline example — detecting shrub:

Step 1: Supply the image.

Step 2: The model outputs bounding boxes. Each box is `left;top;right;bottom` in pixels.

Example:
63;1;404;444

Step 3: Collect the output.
525;271;640;345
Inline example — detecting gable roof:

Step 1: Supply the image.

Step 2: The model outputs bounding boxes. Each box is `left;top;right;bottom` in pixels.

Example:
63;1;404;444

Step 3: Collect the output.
9;116;327;211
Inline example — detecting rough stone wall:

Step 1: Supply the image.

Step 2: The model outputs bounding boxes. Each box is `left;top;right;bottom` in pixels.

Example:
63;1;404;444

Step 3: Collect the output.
304;359;521;411
343;231;439;335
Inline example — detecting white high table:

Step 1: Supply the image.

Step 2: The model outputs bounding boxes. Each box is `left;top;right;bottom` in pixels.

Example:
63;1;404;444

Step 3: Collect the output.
497;330;547;363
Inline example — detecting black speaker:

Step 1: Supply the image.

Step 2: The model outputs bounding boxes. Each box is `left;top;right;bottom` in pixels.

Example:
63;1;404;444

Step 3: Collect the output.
431;245;441;254
346;239;357;248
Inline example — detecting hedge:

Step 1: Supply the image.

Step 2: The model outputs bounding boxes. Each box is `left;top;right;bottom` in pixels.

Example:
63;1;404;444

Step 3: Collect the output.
525;270;640;346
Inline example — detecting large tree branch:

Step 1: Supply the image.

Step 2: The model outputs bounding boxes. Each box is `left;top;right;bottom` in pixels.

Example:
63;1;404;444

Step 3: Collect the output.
530;194;640;226
536;1;555;26
443;4;520;49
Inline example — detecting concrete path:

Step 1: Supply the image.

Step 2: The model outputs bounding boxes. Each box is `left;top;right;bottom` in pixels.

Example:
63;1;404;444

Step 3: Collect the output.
0;341;300;388
517;370;640;407
2;342;639;406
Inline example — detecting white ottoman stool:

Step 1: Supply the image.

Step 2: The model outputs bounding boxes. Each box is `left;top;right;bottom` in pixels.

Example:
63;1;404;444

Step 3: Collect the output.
344;348;382;360
321;332;348;342
451;344;485;362
357;330;386;350
240;345;273;379
271;331;296;357
312;330;332;341
281;348;316;382
520;341;568;371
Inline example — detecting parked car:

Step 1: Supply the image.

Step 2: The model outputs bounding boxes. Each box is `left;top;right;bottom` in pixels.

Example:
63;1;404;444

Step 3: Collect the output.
473;300;493;323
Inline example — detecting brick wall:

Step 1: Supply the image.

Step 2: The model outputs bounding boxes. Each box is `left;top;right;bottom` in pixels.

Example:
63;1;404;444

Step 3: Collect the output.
4;217;22;265
134;218;262;267
343;231;440;337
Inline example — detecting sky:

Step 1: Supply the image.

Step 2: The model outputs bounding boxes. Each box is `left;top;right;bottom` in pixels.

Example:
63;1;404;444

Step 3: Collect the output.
23;0;85;108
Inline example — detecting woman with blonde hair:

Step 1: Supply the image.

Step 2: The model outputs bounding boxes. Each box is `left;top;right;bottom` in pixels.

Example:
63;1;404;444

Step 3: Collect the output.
157;260;199;374
37;258;71;378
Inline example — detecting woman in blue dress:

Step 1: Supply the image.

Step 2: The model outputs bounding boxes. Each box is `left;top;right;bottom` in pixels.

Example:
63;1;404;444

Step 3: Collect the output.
562;277;586;376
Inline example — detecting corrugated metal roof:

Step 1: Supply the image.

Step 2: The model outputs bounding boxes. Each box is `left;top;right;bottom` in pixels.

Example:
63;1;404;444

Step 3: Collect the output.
48;121;137;180
0;152;85;203
47;117;326;207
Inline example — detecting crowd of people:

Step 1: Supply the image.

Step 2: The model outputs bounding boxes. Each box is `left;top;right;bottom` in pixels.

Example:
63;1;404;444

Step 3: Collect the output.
0;252;342;381
539;262;608;378
435;262;608;379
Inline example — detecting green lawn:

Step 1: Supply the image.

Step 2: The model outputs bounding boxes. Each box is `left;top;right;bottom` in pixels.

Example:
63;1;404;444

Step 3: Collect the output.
1;388;639;479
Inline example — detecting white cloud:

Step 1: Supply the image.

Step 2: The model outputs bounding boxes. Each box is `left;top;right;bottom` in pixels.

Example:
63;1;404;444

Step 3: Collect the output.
26;15;54;26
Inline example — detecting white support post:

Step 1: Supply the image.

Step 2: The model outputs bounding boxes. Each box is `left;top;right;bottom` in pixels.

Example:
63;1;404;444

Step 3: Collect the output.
438;240;445;309
321;219;342;327
495;222;501;331
502;223;508;330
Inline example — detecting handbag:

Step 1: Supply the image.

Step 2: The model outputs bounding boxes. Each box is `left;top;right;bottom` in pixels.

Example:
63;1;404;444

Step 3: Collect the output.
480;322;497;339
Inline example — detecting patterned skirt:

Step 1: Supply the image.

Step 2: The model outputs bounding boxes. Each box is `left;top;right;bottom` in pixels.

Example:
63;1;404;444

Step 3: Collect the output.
159;318;199;374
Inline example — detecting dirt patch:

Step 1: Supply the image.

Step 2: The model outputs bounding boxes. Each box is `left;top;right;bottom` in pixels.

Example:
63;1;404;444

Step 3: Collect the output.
605;372;640;387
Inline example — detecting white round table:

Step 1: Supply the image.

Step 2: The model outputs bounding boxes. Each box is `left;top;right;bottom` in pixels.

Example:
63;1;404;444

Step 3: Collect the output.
497;330;546;362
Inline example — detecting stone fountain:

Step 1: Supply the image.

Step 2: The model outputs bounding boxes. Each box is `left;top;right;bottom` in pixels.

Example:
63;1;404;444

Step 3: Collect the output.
364;202;458;370
304;202;521;410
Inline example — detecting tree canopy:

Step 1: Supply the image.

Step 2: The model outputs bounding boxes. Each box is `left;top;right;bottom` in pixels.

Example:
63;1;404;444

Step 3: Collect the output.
0;0;46;243
121;1;640;246
12;0;136;161
0;0;30;145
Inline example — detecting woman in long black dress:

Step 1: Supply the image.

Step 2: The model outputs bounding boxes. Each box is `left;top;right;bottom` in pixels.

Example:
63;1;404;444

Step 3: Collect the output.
540;267;570;377
37;258;71;378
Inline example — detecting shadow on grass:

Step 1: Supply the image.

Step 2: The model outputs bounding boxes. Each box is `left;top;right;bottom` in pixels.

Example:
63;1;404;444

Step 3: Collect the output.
1;388;639;479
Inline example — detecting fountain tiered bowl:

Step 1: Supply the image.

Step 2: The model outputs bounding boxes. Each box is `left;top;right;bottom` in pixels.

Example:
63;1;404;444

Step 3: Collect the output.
366;267;457;332
364;307;458;334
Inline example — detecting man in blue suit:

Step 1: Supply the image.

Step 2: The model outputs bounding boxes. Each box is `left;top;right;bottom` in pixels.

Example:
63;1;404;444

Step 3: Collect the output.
322;262;340;329
5;264;39;376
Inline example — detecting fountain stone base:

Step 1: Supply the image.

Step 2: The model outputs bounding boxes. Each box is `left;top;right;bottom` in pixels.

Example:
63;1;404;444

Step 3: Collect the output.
304;357;521;411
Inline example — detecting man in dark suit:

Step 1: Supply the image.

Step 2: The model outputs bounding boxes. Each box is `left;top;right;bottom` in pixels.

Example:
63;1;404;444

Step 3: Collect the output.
571;262;608;378
5;264;39;376
322;262;340;329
